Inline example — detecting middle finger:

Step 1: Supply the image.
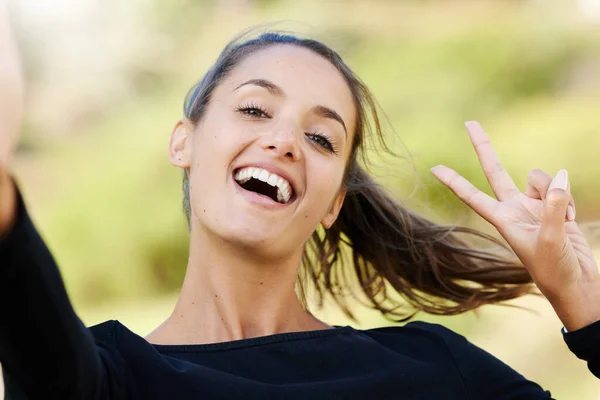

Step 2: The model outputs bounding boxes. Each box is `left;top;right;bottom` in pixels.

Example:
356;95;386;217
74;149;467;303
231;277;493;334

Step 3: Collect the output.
465;121;520;201
526;168;553;199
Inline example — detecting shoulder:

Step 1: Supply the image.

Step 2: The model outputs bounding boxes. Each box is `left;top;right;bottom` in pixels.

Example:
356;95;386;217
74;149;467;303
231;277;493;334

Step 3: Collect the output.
88;319;167;364
89;320;120;345
360;321;467;352
363;320;512;372
352;321;474;373
364;320;463;337
361;321;552;398
88;319;142;355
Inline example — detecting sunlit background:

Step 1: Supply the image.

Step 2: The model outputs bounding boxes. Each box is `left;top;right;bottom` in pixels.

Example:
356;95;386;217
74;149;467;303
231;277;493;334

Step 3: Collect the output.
6;0;600;398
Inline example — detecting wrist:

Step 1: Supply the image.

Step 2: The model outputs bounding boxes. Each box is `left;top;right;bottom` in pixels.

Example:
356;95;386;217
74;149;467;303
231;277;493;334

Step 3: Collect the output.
0;166;17;238
548;282;600;332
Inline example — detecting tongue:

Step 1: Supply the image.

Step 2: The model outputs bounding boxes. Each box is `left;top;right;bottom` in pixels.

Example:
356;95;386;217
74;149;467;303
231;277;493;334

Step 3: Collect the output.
240;179;279;203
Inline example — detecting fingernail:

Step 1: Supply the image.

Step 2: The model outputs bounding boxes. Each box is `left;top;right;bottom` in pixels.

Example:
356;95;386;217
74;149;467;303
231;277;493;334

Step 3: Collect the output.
430;165;443;174
567;205;576;221
465;121;478;128
549;169;568;191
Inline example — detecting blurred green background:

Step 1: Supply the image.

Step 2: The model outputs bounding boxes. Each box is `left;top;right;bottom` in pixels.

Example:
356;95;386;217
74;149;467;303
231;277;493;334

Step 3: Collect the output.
8;0;600;398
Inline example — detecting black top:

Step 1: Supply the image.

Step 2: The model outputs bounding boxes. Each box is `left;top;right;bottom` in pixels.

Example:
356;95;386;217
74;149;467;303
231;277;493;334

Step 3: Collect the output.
1;178;598;399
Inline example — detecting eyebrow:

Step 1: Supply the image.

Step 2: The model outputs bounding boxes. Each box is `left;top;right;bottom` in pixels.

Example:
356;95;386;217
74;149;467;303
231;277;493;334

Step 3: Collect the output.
234;78;348;136
235;78;284;96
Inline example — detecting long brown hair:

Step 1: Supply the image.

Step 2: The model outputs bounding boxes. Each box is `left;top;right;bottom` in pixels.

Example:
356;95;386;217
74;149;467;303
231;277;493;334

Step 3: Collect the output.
181;30;536;322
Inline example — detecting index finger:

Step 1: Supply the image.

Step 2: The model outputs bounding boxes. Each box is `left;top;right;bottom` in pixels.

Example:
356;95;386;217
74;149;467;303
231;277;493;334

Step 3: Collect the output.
465;121;520;201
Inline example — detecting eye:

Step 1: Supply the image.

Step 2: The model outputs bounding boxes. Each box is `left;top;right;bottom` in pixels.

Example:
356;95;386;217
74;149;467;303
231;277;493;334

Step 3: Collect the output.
307;132;337;154
236;102;270;119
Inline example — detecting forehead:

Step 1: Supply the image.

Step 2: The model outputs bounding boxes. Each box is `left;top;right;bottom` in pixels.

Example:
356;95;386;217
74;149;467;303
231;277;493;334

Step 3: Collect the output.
220;44;356;134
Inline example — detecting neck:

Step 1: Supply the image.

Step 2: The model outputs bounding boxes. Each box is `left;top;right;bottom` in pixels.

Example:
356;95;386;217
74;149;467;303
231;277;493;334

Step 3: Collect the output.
146;223;329;345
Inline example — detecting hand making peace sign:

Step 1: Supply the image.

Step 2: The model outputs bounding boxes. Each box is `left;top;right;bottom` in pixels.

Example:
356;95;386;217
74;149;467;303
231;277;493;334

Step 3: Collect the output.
430;121;600;332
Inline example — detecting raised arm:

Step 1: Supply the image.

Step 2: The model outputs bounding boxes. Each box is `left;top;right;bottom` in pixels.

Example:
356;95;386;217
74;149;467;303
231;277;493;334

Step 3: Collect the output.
431;121;600;379
0;5;126;398
0;179;116;399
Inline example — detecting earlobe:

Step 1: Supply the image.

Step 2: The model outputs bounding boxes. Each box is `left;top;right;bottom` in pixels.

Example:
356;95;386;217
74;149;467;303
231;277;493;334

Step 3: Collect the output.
169;119;194;168
321;188;347;229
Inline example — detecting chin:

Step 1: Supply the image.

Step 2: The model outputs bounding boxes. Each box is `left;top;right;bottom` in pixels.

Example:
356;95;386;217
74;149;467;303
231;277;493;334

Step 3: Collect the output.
224;222;282;247
191;202;309;259
221;222;303;260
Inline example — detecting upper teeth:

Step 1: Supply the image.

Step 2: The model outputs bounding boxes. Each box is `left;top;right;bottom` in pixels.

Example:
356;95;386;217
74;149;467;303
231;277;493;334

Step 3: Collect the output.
234;167;293;203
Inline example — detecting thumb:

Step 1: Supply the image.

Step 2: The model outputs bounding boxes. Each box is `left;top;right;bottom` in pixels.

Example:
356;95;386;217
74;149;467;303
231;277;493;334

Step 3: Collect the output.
538;169;572;245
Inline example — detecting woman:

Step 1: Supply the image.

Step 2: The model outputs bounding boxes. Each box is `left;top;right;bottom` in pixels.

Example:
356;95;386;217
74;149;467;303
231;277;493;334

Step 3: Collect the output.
1;6;599;400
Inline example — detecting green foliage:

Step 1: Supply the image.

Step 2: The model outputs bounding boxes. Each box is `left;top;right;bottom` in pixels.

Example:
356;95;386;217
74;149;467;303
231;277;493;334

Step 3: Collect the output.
14;1;600;397
18;0;600;309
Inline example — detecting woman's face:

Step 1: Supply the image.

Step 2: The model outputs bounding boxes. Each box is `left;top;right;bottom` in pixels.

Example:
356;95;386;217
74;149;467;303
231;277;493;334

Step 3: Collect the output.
171;44;356;259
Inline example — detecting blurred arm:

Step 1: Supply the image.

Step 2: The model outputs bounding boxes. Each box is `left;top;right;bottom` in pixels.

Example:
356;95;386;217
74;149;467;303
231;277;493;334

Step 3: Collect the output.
0;0;25;156
0;0;24;238
0;167;16;240
0;5;126;398
0;0;23;79
0;178;123;399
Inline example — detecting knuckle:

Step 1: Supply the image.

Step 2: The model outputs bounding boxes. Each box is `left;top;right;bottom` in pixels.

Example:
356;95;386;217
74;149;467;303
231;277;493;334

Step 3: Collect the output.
537;231;557;248
463;186;478;203
527;169;551;185
482;161;505;175
446;170;460;186
546;189;569;204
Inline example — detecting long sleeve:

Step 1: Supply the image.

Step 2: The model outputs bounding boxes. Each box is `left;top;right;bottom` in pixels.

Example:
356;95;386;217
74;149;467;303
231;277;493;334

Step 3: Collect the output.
0;177;126;399
563;319;600;378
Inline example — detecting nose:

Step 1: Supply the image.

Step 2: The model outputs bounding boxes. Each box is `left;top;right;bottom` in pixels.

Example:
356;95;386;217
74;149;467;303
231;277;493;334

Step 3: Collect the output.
260;124;301;162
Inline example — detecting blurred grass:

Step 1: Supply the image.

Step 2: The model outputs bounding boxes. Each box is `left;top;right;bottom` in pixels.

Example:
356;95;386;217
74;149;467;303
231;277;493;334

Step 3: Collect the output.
10;0;600;398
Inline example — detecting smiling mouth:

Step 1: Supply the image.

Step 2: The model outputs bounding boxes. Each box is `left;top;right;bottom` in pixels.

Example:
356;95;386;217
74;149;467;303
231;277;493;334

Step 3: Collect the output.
233;167;295;204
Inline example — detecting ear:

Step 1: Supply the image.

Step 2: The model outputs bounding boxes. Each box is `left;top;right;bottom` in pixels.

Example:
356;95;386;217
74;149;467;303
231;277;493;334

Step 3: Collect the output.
168;118;194;169
320;188;347;229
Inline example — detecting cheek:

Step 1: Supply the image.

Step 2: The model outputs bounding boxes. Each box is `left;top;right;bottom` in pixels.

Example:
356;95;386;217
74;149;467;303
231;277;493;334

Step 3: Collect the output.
192;120;253;170
306;160;345;213
188;119;257;212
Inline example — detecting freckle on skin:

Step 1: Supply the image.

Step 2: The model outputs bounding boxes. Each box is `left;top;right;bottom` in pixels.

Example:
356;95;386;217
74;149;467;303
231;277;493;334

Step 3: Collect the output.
260;282;263;285
214;294;218;298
